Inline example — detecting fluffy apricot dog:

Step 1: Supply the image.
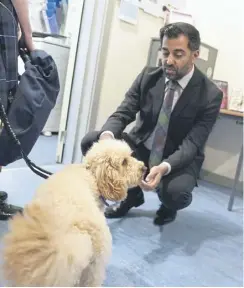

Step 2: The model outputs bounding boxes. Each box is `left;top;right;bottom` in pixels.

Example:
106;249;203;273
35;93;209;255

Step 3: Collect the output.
3;139;145;287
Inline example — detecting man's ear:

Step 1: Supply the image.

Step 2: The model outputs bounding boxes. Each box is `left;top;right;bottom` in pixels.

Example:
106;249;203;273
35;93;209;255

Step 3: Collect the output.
193;50;199;59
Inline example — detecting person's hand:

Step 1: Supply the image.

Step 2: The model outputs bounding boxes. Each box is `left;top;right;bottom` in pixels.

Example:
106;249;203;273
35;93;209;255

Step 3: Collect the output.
24;35;35;52
140;163;169;191
99;132;114;141
19;33;35;53
12;0;36;52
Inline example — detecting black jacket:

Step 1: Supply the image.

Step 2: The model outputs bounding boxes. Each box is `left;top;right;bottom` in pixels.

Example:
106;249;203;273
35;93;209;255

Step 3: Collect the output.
101;66;223;176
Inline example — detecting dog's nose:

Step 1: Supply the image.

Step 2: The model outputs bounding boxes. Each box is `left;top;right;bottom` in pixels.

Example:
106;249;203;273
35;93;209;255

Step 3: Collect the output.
141;166;147;173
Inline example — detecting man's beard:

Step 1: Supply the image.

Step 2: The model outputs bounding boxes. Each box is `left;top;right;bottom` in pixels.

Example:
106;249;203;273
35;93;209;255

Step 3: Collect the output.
164;66;178;80
163;63;192;80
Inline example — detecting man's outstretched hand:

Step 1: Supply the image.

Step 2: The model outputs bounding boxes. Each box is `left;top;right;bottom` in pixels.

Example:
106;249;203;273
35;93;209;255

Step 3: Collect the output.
140;163;169;191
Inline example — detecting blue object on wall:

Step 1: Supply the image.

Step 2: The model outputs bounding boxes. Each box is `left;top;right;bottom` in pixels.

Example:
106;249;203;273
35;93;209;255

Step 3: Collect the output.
46;0;59;34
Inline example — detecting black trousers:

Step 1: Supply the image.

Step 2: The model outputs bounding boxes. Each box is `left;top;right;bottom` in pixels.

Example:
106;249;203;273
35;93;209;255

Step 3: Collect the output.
81;131;197;211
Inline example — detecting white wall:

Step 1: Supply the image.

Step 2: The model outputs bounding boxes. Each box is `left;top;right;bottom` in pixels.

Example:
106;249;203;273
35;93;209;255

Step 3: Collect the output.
95;1;163;129
185;0;244;186
186;0;244;92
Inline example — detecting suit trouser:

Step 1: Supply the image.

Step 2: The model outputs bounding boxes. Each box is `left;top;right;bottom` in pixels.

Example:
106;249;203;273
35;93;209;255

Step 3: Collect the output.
81;131;197;211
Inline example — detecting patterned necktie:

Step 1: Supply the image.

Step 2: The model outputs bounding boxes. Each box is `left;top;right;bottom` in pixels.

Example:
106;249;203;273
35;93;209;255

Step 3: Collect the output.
149;80;179;168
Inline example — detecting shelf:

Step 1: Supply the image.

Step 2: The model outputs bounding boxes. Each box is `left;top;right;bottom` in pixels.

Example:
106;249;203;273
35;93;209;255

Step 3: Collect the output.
220;109;243;118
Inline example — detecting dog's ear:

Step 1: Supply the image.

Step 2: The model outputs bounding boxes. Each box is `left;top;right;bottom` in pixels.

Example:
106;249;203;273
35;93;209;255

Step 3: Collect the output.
95;163;127;202
121;157;128;167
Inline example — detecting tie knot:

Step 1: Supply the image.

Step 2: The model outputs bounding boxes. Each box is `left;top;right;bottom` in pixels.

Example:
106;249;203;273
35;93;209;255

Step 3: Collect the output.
167;80;178;90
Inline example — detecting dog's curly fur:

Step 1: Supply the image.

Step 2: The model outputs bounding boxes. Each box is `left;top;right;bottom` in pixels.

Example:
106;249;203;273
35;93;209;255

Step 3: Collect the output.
3;139;145;287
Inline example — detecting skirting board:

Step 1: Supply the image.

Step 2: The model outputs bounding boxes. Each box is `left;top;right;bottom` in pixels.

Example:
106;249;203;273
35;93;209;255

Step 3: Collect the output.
200;169;243;193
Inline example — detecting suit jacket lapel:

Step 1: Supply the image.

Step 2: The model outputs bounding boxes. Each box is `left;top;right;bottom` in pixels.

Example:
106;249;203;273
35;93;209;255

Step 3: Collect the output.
150;69;166;123
171;67;202;118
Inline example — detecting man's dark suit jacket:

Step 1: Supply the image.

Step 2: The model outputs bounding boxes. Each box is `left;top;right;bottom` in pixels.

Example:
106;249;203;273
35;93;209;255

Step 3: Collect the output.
100;66;223;177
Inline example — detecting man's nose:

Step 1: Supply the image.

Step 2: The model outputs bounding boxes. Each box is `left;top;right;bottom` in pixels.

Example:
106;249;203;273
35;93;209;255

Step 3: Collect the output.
166;55;174;65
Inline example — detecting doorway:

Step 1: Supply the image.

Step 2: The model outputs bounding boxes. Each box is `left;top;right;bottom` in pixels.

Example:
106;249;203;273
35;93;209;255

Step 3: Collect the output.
9;0;83;168
11;0;110;168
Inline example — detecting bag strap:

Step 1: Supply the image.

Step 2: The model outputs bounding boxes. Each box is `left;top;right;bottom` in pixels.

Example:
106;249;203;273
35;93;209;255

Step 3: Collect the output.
0;97;53;179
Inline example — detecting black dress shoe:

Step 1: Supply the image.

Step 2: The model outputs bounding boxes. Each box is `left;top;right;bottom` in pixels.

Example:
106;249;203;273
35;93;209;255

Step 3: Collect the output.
153;205;177;226
0;202;23;220
0;191;8;202
105;194;144;219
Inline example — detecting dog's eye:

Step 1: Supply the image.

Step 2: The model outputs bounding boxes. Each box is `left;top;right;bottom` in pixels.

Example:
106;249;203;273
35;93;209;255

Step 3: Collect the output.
122;158;128;166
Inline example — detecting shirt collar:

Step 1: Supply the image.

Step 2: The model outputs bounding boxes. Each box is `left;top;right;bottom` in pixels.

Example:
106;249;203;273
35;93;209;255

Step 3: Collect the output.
166;65;195;89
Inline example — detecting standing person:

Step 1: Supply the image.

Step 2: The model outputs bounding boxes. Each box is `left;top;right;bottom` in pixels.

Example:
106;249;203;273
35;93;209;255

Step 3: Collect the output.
81;22;223;226
0;0;35;219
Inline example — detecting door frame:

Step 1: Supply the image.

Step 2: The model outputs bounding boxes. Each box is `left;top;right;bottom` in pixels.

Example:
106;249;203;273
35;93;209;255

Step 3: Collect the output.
56;0;85;163
56;0;111;164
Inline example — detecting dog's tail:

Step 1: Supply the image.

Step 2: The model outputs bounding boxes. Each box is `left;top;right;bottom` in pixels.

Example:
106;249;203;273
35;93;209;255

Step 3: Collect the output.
3;202;94;287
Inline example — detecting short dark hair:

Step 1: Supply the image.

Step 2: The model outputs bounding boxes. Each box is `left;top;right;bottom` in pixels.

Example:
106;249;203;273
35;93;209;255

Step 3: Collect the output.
159;22;201;51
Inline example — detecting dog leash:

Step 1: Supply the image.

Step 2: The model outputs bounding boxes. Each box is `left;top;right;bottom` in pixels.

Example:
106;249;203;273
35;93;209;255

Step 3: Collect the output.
0;98;53;179
100;197;109;207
